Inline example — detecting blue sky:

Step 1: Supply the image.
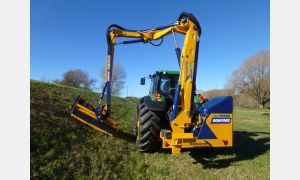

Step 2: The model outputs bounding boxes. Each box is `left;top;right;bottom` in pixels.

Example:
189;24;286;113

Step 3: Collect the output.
31;0;270;97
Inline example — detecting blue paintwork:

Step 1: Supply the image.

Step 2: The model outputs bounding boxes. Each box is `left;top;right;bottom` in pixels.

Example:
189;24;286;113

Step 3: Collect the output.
95;81;107;120
106;44;112;107
175;48;181;68
100;82;107;102
198;96;233;117
95;106;102;121
195;121;217;139
106;82;111;105
169;47;181;122
93;118;114;134
122;39;144;44
193;96;233;139
170;84;181;122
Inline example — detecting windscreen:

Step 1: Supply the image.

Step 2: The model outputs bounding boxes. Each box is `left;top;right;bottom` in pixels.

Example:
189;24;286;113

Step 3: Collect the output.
158;74;179;94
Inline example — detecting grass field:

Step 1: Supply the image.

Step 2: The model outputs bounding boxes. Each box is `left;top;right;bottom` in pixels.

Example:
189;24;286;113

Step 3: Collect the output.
30;80;270;179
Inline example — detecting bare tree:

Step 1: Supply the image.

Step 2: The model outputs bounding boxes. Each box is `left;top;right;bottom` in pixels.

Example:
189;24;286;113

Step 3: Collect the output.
204;89;234;99
40;77;52;83
52;79;61;84
101;63;126;96
60;69;96;91
228;50;270;108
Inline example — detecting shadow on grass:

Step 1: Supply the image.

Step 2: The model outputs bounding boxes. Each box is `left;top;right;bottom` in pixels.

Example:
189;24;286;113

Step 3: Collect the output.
111;109;136;143
114;130;136;143
188;131;270;169
113;109;129;120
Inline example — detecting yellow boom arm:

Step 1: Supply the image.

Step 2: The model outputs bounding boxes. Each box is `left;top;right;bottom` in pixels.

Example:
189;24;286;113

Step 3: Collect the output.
71;12;233;153
99;12;201;125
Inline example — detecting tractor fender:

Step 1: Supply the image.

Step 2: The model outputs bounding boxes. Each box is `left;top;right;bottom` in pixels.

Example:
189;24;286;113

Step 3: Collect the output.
142;95;168;112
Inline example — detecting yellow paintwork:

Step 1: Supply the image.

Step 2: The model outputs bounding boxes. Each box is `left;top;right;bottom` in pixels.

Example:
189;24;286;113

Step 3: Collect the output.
161;113;233;153
104;18;199;119
103;15;233;153
71;13;233;153
71;114;113;136
71;102;120;136
207;113;233;146
76;103;120;130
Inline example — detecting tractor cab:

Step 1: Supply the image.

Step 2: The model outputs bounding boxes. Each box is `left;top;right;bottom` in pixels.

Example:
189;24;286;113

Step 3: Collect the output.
141;70;179;100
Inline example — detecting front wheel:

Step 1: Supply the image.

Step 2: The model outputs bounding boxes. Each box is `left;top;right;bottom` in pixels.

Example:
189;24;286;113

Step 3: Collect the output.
135;99;161;152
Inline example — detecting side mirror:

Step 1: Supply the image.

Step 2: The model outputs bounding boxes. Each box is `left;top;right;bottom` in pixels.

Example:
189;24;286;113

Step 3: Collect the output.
140;77;145;85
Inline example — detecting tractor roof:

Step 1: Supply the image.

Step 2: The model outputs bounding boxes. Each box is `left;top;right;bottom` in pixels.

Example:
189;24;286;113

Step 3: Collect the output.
156;70;179;75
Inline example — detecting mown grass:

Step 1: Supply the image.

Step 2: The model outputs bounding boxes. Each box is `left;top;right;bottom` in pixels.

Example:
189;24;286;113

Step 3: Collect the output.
30;80;270;179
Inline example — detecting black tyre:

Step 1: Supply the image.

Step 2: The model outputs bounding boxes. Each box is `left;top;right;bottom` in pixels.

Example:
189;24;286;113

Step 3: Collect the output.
135;98;161;152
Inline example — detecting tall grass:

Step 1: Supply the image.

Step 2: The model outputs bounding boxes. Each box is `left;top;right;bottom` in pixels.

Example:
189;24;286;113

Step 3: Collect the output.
31;80;270;179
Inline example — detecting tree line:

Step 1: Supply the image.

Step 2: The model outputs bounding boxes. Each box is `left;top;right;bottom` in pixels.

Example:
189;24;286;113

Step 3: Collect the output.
46;50;269;108
204;50;270;109
51;63;126;96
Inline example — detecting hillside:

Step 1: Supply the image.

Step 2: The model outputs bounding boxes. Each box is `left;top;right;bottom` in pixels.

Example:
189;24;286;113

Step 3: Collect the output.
30;80;270;179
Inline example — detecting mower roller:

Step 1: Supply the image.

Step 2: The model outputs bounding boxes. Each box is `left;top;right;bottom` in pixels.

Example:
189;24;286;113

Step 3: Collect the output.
70;95;120;136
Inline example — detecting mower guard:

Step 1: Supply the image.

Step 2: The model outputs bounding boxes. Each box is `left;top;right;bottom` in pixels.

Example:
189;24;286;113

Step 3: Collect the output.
70;95;120;136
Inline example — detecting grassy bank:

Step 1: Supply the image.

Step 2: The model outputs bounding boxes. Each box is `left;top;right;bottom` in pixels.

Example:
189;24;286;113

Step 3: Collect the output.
30;80;270;179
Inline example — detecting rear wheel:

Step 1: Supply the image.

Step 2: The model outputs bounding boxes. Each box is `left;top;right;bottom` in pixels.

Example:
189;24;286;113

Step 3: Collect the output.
135;98;161;152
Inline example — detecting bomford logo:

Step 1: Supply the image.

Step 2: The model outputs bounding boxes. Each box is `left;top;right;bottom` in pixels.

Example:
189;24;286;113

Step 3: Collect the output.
211;118;231;124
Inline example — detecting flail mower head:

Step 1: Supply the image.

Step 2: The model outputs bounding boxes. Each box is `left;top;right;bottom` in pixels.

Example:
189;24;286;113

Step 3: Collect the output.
70;95;120;136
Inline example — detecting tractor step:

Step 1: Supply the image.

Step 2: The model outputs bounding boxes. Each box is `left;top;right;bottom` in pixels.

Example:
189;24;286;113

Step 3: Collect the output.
70;95;120;136
161;129;172;139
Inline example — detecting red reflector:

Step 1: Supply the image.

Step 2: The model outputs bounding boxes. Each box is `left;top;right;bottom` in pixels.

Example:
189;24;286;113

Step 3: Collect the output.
164;141;170;147
154;93;161;98
222;140;228;145
199;95;207;101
